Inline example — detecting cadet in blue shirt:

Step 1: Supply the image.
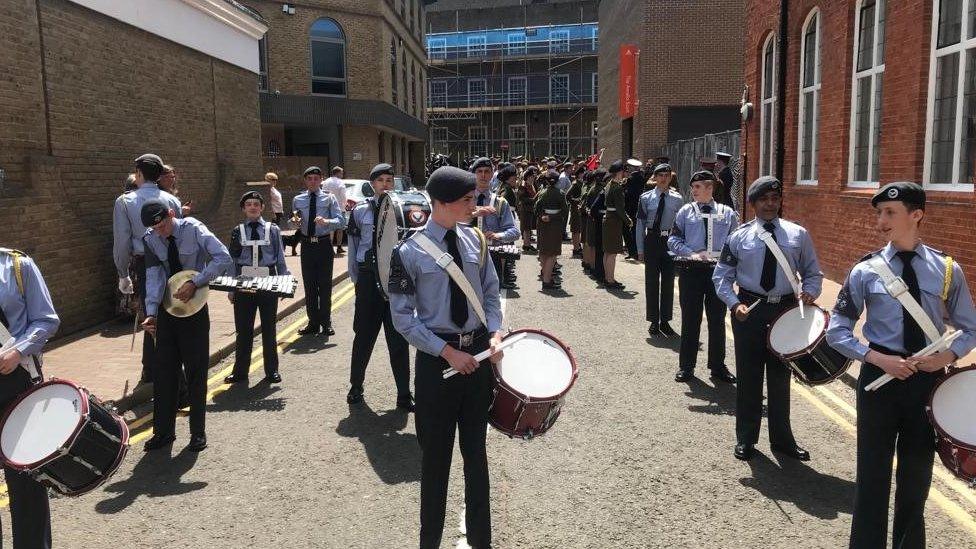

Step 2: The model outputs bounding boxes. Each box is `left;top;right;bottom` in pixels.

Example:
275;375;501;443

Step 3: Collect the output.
826;182;976;549
388;166;503;549
668;170;738;383
140;200;232;453
0;248;59;548
345;164;413;411
224;191;290;386
292;166;346;339
637;163;684;337
470;157;521;291
713;176;822;462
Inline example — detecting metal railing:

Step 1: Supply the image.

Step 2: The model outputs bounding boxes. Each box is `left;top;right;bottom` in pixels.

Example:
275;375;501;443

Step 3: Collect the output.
659;130;742;207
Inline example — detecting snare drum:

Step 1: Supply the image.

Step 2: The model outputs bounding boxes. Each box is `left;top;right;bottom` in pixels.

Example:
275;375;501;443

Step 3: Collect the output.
489;329;578;439
0;379;129;496
767;304;852;385
927;367;976;485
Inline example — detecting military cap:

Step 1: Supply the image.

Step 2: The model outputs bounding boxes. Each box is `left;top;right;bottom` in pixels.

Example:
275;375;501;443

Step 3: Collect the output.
871;181;926;210
140;199;171;228
303;166;323;177
747;175;784;202
469;157;492;172
426;166;476;203
239;190;264;207
652;163;673;175
716;151;733;162
626;158;643;168
608;160;625;173
689;170;716;184
134;153;164;170
369;163;395;182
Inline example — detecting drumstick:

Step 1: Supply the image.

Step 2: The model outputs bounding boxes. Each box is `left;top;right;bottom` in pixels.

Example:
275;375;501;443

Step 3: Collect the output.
442;332;529;379
865;330;962;391
130;312;139;352
745;300;762;314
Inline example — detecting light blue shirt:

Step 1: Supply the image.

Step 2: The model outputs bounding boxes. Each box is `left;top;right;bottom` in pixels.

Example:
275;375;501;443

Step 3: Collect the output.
473;189;520;243
143;218;232;316
0;251;59;357
667;201;739;257
229;219;289;277
346;197;381;284
557;172;571;192
635;187;683;243
112;182;182;276
291;190;346;238
388;221;502;356
712;217;824;308
826;242;976;362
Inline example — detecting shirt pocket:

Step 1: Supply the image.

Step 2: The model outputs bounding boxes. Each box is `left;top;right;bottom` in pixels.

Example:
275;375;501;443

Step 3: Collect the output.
865;278;903;319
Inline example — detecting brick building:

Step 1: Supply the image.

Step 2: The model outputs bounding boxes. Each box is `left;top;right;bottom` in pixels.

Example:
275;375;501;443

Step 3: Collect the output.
253;0;428;185
597;0;744;160
742;0;976;288
426;0;599;163
0;0;267;335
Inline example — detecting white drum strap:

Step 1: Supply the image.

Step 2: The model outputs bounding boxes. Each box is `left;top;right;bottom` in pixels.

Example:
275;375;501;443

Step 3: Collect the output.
691;202;718;254
867;255;942;344
239;221;272;268
413;234;488;326
757;230;801;296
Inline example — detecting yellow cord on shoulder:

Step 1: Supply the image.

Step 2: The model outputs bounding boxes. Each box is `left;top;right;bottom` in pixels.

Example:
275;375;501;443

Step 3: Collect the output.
472;227;488;266
943;256;953;301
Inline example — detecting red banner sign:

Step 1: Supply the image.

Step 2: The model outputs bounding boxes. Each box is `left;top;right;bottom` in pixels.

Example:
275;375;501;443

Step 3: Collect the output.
619;44;638;118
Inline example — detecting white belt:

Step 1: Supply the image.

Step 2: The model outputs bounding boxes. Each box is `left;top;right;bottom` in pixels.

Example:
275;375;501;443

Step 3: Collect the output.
606;207;617;212
543;209;560;215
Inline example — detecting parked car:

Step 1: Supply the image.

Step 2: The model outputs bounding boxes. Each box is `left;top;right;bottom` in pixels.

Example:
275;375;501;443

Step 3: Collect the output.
342;177;410;211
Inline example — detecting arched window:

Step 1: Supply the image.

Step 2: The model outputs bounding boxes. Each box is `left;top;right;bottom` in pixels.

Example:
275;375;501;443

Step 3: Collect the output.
849;0;886;187
390;38;398;105
798;10;821;184
310;18;346;96
759;34;778;177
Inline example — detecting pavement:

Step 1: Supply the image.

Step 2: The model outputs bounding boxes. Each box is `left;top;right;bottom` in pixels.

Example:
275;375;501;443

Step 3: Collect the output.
23;244;976;548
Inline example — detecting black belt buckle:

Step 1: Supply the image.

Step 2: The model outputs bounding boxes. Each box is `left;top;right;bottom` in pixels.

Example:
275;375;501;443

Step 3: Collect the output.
458;331;474;348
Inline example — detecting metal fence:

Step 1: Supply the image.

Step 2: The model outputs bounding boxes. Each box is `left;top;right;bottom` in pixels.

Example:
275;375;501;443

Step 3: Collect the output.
659;130;741;204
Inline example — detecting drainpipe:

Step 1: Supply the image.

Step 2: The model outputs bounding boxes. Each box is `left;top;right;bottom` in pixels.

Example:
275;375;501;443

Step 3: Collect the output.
775;0;789;182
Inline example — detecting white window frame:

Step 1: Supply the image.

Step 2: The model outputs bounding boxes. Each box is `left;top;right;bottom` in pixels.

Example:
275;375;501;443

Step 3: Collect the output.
467;35;487;58
550;73;569;104
428;37;447;60
591;72;598;103
591;121;598;149
759;34;778;177
431;127;449;155
848;0;886;188
797;9;821;185
507;32;527;55
590;27;598;51
508;124;527;158
922;0;976;190
430;80;447;108
468;126;488;158
467;78;486;107
550;29;570;53
508;76;527;106
550;122;569;157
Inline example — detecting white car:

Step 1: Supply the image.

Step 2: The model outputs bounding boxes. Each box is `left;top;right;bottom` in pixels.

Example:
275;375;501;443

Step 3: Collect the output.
342;177;409;211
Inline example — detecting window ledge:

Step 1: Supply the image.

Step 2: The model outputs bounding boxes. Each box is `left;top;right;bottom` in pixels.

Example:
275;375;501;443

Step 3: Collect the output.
847;181;880;189
796;180;818;186
923;183;974;192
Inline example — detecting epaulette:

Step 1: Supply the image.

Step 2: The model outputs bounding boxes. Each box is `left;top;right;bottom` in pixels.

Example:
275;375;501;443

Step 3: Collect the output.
0;248;26;257
926;245;947;257
731;219;755;233
0;248;27;296
858;249;883;263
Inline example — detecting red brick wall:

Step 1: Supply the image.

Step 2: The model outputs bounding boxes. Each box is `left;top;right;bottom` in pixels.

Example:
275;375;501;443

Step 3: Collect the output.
742;0;976;294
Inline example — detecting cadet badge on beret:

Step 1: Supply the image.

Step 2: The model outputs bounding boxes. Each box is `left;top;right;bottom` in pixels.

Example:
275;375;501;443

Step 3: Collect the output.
887;187;898;198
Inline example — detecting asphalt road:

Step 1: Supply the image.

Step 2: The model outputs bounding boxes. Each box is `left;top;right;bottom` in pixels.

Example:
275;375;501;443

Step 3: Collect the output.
9;246;976;548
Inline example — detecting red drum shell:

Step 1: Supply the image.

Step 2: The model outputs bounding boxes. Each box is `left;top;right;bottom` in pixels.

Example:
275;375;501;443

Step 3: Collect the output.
926;366;976;484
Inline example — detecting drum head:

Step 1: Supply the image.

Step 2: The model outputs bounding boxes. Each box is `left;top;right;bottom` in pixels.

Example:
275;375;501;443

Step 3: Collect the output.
1;381;85;467
768;304;827;356
496;330;576;399
376;194;400;299
931;369;976;445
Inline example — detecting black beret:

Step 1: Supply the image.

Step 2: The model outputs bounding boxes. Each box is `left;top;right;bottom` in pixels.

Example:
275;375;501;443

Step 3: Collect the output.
240;190;264;207
608;160;625;173
426;166;476;203
469;157;492;171
369;163;395;182
593;168;608;181
134;153;163;169
497;165;517;181
690;170;716;184
140;199;171;228
872;181;926;209
524;166;539;177
656;156;671;164
747;176;784;202
546;169;560;181
303;166;323;177
652;163;673;174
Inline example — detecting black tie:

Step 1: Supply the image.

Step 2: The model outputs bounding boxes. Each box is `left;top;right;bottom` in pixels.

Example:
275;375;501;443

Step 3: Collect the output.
760;222;778;292
444;230;469;329
896;250;926;354
700;204;713;251
307;191;317;236
651;191;666;233
370;199;380;254
249;221;262;263
477;193;487;207
167;235;182;274
0;305;9;331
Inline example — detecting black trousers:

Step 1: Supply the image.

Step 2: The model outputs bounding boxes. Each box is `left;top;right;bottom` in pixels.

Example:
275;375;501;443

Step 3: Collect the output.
677;268;726;371
623;211;638;256
414;340;493;549
850;355;939;549
232;291;279;378
130;255;154;383
349;268;410;395
731;296;796;446
643;233;674;323
154;307;209;437
0;369;52;549
300;238;335;331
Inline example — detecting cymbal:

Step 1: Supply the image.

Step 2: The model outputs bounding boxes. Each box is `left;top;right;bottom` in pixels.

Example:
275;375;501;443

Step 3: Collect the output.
163;270;209;318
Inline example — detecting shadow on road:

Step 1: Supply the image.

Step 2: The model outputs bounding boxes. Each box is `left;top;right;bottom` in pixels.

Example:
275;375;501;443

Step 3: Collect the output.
94;447;206;514
335;403;420;485
283;336;337;355
644;335;682;352
740;451;854;521
684;377;737;416
603;288;638;300
208;382;286;413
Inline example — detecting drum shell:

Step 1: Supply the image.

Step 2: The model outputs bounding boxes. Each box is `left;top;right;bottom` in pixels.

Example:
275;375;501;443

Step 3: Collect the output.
766;305;852;386
926;366;976;484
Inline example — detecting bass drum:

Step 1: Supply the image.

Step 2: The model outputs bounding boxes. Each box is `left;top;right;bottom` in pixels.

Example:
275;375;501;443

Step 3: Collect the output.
927;367;976;485
375;191;431;299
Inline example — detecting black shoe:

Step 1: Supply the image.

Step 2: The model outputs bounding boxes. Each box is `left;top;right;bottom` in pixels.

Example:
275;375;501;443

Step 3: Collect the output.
396;393;415;412
648;322;661;336
326;324;336;336
187;433;207;452
674;369;694;382
347;385;364;404
734;443;754;461
499;282;518;290
660;322;678;337
710;368;737;384
542;282;561;291
771;444;810;461
144;434;175;452
224;373;247;384
264;372;282;384
605;282;625;289
298;325;320;335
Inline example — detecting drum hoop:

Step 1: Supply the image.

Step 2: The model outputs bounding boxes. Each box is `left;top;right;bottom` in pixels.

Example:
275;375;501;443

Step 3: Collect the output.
0;378;90;470
491;328;579;401
926;365;976;453
765;304;829;360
